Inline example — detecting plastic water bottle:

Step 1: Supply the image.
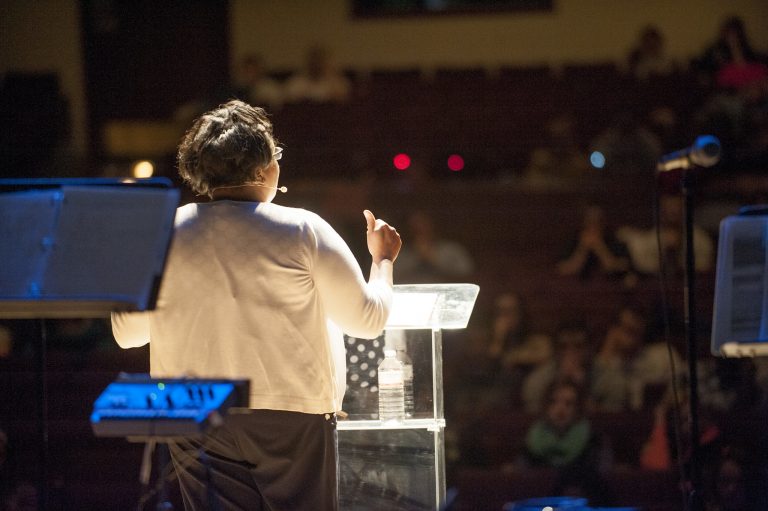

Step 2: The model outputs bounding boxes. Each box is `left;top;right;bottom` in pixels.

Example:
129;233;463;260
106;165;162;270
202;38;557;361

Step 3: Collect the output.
396;348;414;418
387;330;414;418
378;349;405;421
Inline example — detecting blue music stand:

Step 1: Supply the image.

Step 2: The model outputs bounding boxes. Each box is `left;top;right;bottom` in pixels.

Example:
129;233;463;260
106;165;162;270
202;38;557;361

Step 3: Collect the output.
0;178;178;508
712;206;768;357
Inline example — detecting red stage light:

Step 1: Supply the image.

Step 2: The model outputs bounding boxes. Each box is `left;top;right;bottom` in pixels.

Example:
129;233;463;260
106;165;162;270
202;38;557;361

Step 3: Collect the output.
393;153;411;170
447;154;464;171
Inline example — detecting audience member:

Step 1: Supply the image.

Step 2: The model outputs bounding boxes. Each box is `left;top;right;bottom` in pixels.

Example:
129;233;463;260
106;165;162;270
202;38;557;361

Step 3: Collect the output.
709;450;748;511
395;210;475;283
392;159;434;195
487;292;552;374
523;114;589;186
445;292;550;417
690;16;768;170
645;105;686;152
705;447;768;511
233;54;283;110
617;194;714;275
284;45;351;103
172;58;291;128
630;334;683;411
695;16;768;93
692;17;768;171
590;305;647;412
642;387;768;511
443;327;504;418
589;111;662;176
523;379;602;471
318;170;377;266
638;387;675;472
627;25;676;80
522;322;592;414
556;204;630;279
640;385;723;478
698;357;760;414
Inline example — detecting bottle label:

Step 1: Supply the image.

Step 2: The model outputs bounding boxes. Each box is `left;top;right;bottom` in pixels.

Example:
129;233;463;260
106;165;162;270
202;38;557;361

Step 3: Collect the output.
378;370;403;386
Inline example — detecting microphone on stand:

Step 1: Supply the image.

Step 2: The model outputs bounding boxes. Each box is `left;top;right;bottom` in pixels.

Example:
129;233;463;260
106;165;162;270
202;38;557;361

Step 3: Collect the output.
657;135;721;172
656;134;721;511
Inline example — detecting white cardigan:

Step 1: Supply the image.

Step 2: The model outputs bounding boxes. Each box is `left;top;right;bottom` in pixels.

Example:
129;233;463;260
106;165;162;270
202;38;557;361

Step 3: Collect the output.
112;200;393;414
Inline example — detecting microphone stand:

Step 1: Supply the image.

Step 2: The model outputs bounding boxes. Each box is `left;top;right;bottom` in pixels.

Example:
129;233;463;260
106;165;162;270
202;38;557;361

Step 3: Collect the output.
681;171;703;511
656;136;719;511
35;319;50;511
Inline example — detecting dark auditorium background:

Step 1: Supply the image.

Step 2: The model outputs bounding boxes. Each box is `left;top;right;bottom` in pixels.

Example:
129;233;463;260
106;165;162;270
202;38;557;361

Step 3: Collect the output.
2;1;768;510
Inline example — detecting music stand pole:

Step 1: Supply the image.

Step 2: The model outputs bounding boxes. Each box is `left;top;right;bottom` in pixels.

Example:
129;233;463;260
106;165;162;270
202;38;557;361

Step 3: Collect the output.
35;319;49;510
682;172;703;511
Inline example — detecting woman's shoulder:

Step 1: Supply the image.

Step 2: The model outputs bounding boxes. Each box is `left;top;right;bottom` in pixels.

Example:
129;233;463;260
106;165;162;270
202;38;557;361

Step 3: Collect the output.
264;203;330;228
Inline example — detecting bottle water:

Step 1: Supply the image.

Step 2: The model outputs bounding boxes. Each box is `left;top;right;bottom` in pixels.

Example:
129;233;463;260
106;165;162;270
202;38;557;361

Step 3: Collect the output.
396;348;414;418
387;329;414;418
378;349;405;421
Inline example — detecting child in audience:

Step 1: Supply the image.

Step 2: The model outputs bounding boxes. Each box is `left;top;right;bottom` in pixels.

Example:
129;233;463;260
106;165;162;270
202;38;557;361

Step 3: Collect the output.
524;379;596;469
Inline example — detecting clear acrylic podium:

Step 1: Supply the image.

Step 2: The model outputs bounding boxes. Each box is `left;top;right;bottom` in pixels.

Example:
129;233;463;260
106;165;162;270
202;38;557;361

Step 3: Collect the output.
338;283;479;511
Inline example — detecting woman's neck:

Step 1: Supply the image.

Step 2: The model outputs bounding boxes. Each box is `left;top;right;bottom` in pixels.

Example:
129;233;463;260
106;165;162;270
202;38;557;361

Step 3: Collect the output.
209;184;270;203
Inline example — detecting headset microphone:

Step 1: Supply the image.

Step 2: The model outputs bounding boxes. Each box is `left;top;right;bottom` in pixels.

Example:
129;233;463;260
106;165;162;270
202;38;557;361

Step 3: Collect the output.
206;182;288;195
252;183;287;193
